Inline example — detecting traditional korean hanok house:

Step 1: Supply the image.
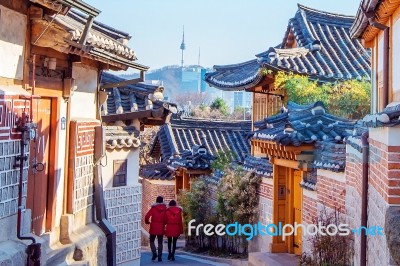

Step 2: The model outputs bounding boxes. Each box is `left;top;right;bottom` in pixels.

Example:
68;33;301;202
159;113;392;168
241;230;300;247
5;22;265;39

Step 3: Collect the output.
140;118;251;233
205;4;371;121
99;72;176;265
205;4;372;262
350;0;400;265
250;101;357;256
0;0;151;265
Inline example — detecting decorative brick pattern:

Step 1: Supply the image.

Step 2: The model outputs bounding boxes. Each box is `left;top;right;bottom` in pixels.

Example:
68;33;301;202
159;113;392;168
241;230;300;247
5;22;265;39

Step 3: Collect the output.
104;185;142;264
0;97;31;140
141;179;175;233
0;140;28;218
257;182;273;200
73;154;94;213
76;122;97;156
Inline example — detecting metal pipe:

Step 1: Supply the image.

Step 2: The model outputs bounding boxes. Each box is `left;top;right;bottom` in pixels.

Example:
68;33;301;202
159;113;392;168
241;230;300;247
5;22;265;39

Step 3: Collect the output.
16;119;36;244
383;28;389;109
360;132;369;266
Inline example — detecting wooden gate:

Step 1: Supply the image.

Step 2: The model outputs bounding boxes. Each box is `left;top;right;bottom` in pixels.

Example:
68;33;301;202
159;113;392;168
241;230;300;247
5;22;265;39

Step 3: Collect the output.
27;98;52;235
293;170;302;255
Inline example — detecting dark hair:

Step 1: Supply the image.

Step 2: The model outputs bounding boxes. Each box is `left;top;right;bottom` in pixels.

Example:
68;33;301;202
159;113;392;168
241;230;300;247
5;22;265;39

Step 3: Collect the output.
169;200;177;206
156;196;163;203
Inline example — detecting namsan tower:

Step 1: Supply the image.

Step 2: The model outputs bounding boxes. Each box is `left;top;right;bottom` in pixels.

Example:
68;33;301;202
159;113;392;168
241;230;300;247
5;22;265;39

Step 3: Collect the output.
180;26;186;67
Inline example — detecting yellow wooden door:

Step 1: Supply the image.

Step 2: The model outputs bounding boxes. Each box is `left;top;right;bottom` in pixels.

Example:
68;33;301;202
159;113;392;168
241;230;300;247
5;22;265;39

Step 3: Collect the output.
293;170;302;255
277;166;288;245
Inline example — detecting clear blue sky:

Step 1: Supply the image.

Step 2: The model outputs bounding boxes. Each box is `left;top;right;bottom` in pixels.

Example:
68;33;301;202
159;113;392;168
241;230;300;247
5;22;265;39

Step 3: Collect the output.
84;0;360;72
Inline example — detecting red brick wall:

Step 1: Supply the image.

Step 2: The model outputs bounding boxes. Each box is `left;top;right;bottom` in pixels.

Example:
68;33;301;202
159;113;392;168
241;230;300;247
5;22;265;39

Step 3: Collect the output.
345;149;363;197
317;171;346;212
369;139;400;205
141;179;175;233
303;195;317;224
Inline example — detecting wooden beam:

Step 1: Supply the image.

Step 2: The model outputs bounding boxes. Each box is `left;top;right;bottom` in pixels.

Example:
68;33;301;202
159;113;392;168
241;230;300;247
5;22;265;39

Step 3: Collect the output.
101;77;144;89
270;157;301;169
79;16;94;45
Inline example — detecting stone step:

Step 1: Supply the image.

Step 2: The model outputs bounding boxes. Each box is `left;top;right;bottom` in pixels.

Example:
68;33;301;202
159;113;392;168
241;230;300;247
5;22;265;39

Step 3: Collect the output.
55;260;89;266
46;243;75;266
248;252;298;266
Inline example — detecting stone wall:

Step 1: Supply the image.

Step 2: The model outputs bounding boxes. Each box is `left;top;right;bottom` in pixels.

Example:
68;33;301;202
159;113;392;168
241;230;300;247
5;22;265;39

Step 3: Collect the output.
345;144;363;265
104;185;141;265
140;178;175;233
69;120;99;231
0;140;29;241
250;178;273;253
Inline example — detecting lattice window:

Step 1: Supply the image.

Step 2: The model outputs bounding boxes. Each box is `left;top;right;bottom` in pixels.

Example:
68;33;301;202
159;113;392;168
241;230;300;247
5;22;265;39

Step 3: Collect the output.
113;160;127;187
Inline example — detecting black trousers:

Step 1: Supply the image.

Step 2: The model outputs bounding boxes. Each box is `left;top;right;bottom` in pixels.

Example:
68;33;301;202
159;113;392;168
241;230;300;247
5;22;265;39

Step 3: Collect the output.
167;237;178;255
149;234;163;256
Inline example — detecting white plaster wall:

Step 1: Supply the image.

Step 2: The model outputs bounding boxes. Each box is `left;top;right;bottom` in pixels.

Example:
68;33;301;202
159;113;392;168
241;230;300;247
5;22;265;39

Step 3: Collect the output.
71;64;98;119
392;17;400;102
369;126;400;146
0;6;26;80
54;100;67;227
102;148;140;188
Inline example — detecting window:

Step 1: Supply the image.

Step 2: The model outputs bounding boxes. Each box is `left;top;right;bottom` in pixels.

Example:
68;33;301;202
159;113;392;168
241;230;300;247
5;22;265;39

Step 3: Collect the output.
113;160;127;187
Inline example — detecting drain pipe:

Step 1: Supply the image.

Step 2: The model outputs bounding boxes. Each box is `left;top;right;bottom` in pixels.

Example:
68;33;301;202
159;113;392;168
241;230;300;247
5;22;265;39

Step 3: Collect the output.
360;132;369;266
15;112;41;265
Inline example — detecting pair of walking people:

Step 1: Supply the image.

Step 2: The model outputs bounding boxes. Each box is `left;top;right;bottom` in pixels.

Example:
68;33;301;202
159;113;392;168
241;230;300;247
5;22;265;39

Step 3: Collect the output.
144;196;183;262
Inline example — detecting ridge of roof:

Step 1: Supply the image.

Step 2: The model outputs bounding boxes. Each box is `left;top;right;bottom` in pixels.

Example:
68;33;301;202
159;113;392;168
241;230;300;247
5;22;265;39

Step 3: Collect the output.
297;4;356;20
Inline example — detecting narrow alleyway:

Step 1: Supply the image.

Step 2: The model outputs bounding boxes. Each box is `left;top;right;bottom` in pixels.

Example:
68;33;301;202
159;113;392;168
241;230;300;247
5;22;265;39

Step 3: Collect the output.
140;249;230;266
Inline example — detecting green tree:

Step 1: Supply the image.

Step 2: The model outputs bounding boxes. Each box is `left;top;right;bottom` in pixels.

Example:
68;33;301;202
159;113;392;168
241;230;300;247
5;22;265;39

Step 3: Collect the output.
274;72;371;119
210;97;230;116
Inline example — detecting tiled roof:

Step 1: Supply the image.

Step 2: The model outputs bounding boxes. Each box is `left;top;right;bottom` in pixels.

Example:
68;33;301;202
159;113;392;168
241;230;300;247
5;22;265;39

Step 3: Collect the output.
243;155;273;177
168;145;215;171
253;101;356;146
52;10;149;70
139;163;173;180
313;142;346;172
205;4;371;91
100;72;177;122
361;103;400;128
151;118;252;163
104;126;140;150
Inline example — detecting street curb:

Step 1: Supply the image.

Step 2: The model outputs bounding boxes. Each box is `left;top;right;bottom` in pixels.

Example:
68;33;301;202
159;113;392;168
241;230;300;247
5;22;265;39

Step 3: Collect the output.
142;246;248;266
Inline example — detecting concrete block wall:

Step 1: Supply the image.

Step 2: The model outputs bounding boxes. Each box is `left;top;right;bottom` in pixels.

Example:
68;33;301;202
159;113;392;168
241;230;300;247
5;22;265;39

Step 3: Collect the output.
104;185;142;265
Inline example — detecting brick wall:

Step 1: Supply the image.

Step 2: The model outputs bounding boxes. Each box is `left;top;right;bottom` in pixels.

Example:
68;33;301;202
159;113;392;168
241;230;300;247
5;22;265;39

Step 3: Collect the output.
367;136;400;265
302;189;317;255
141;178;175;233
0;141;28;219
104;185;141;264
316;170;346;213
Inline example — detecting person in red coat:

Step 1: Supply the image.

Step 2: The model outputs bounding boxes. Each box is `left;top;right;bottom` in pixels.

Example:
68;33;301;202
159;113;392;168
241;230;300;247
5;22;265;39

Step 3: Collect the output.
164;200;183;261
145;196;167;261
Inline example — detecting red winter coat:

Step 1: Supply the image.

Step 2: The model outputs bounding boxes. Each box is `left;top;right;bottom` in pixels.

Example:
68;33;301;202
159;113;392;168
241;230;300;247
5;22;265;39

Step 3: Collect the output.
145;203;167;235
164;206;183;237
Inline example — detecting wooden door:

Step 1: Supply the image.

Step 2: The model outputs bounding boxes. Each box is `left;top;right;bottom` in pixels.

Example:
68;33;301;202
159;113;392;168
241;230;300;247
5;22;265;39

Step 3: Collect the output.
276;166;288;245
293;170;302;255
27;98;52;235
